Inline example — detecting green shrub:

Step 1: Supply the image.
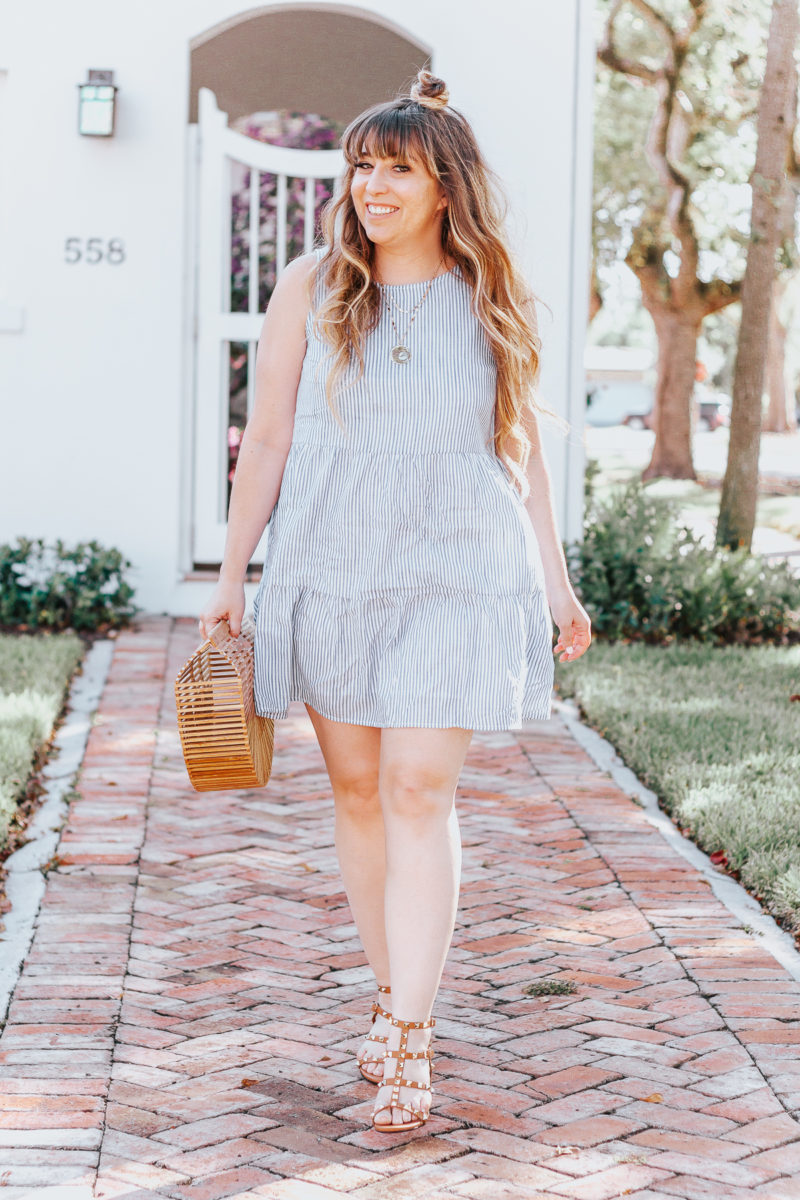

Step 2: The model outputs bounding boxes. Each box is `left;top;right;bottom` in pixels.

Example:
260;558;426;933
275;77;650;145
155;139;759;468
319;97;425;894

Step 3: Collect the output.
566;472;800;644
0;538;137;633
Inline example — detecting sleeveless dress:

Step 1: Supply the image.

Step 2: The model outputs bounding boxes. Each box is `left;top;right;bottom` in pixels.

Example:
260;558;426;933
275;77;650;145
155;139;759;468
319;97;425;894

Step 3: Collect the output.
251;251;555;730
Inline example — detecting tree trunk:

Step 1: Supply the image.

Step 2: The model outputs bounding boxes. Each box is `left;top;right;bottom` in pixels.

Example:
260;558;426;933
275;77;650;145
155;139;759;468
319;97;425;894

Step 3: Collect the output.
641;304;700;481
763;131;799;433
763;279;796;431
717;0;799;550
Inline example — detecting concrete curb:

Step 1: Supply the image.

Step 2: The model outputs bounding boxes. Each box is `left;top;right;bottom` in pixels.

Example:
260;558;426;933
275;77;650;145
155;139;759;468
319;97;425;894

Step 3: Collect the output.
553;695;800;984
0;638;114;1023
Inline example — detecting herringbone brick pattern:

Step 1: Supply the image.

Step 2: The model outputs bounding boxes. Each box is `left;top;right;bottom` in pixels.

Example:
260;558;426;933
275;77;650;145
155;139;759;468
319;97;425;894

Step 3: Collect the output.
1;616;799;1199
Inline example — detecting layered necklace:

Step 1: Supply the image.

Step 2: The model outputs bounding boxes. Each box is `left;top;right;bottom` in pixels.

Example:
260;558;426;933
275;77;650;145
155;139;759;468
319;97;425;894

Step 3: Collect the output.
378;257;447;364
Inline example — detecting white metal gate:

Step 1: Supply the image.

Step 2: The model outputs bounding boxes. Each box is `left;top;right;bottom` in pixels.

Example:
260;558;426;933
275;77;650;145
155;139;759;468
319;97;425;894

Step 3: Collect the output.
189;86;344;565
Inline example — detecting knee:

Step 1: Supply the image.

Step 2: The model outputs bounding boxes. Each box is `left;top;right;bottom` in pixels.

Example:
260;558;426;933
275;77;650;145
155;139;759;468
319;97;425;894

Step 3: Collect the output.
380;770;454;825
332;772;381;819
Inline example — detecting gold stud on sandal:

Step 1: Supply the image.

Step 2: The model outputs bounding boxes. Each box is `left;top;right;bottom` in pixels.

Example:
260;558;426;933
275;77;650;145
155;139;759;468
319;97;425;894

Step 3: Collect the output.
357;984;392;1084
371;1014;435;1133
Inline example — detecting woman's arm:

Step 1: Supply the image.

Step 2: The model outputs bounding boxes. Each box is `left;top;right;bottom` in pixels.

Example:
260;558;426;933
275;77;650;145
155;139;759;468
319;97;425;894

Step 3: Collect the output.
520;411;591;662
198;252;317;639
516;294;591;661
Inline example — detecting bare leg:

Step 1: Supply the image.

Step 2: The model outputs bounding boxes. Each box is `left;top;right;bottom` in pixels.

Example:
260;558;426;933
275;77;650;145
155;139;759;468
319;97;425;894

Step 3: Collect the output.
304;704;393;1068
374;725;473;1126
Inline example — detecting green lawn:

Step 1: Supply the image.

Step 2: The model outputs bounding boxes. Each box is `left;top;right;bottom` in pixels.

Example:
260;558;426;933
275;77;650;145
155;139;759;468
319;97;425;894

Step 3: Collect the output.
555;641;800;934
0;633;84;850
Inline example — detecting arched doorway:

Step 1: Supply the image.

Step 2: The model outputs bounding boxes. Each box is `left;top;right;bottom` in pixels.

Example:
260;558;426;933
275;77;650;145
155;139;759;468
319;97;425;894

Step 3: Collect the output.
188;5;432;126
185;7;431;567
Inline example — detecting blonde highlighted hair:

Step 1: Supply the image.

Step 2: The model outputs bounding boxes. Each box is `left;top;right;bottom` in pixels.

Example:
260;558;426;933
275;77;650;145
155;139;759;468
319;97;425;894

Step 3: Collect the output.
310;68;563;499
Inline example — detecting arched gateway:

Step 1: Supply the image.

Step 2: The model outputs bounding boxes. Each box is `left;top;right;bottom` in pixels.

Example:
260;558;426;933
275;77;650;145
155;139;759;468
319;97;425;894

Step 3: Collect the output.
186;6;431;566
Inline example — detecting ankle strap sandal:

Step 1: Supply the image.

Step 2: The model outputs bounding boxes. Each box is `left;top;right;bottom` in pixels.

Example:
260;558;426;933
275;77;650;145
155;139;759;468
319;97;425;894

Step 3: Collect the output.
357;985;392;1085
371;1014;435;1133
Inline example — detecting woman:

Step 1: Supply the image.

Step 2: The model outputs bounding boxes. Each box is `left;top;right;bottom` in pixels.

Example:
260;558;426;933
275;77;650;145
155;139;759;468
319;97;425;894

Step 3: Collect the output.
199;68;592;1135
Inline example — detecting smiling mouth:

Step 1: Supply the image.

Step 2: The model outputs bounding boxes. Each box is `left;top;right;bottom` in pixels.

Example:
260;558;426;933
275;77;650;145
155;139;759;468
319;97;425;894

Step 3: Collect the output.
366;204;398;215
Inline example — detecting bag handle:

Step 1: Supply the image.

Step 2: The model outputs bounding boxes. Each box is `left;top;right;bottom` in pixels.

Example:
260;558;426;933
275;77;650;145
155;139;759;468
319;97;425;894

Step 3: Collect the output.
206;618;231;648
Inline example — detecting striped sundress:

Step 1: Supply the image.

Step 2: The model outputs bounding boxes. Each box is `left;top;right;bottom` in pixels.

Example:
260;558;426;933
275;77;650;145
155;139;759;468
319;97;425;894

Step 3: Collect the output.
251;249;555;730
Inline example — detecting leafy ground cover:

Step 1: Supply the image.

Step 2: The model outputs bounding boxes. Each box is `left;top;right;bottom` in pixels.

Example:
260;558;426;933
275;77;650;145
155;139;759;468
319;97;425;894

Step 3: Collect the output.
0;633;84;854
555;641;800;935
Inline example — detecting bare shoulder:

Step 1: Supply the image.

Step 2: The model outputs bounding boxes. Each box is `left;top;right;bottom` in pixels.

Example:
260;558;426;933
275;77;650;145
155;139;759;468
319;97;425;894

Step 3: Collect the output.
277;249;320;291
260;251;319;335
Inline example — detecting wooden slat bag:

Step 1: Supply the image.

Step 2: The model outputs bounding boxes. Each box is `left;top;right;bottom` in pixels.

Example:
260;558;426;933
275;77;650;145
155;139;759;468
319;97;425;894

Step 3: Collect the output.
174;617;274;791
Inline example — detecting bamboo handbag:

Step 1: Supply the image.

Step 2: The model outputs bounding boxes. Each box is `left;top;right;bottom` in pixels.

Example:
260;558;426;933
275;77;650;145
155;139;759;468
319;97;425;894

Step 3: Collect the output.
174;616;275;791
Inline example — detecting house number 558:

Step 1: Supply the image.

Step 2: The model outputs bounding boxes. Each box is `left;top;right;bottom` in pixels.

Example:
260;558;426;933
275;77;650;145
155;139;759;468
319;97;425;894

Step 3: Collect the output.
64;237;126;264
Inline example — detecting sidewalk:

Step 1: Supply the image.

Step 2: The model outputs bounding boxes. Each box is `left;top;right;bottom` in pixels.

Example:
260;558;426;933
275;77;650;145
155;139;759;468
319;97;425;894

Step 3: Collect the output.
2;616;800;1199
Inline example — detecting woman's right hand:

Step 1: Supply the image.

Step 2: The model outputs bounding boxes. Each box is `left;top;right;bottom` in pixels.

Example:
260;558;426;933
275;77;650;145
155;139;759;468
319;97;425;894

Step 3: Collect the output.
198;577;246;641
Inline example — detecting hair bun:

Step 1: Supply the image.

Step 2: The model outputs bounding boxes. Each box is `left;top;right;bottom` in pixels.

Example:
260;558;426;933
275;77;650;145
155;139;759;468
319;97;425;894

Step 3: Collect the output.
410;69;449;110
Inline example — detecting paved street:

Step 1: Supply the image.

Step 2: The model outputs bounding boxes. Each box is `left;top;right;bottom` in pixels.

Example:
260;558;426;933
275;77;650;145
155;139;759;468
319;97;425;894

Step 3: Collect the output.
1;617;800;1199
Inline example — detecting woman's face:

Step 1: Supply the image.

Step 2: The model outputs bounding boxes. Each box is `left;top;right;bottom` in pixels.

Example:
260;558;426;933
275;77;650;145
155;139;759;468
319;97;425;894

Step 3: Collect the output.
350;148;447;250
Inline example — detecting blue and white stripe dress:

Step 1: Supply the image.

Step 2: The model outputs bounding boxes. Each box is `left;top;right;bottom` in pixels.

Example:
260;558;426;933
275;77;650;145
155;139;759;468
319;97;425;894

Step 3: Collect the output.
252;250;554;730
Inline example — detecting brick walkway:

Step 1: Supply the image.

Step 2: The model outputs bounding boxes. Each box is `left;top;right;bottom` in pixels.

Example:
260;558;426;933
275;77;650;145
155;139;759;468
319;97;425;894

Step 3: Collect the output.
2;617;800;1200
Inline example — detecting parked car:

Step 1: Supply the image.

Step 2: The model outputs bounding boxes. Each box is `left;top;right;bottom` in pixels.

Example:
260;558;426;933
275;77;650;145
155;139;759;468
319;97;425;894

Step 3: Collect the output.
584;346;655;427
620;391;732;432
622;409;654;430
696;392;731;431
585;383;653;427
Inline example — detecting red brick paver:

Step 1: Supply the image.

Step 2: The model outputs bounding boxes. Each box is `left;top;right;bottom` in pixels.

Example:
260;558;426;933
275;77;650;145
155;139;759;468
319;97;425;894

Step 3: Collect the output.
1;616;799;1199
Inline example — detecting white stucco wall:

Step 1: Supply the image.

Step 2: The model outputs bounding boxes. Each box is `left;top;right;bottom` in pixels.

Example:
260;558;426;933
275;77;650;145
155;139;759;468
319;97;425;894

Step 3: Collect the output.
0;0;592;615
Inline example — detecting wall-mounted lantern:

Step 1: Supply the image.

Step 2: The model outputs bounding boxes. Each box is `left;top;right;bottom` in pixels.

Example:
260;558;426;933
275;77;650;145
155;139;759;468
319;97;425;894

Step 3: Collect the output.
77;70;118;137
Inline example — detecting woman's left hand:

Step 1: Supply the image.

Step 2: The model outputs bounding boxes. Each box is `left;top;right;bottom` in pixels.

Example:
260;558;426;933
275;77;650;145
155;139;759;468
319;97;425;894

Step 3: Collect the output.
549;586;592;663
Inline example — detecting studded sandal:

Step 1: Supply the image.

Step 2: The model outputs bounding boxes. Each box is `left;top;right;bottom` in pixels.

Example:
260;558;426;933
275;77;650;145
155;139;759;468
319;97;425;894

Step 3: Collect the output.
357;983;392;1084
371;1014;435;1133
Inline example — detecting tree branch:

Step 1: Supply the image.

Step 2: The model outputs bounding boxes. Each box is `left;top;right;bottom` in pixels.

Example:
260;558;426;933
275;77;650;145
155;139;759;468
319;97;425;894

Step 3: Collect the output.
701;276;743;314
628;0;675;45
597;0;662;84
674;2;707;55
601;1;729;314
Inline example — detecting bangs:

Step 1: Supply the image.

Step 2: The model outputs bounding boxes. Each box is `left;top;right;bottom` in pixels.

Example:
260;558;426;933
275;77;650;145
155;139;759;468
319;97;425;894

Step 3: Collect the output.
343;105;438;174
